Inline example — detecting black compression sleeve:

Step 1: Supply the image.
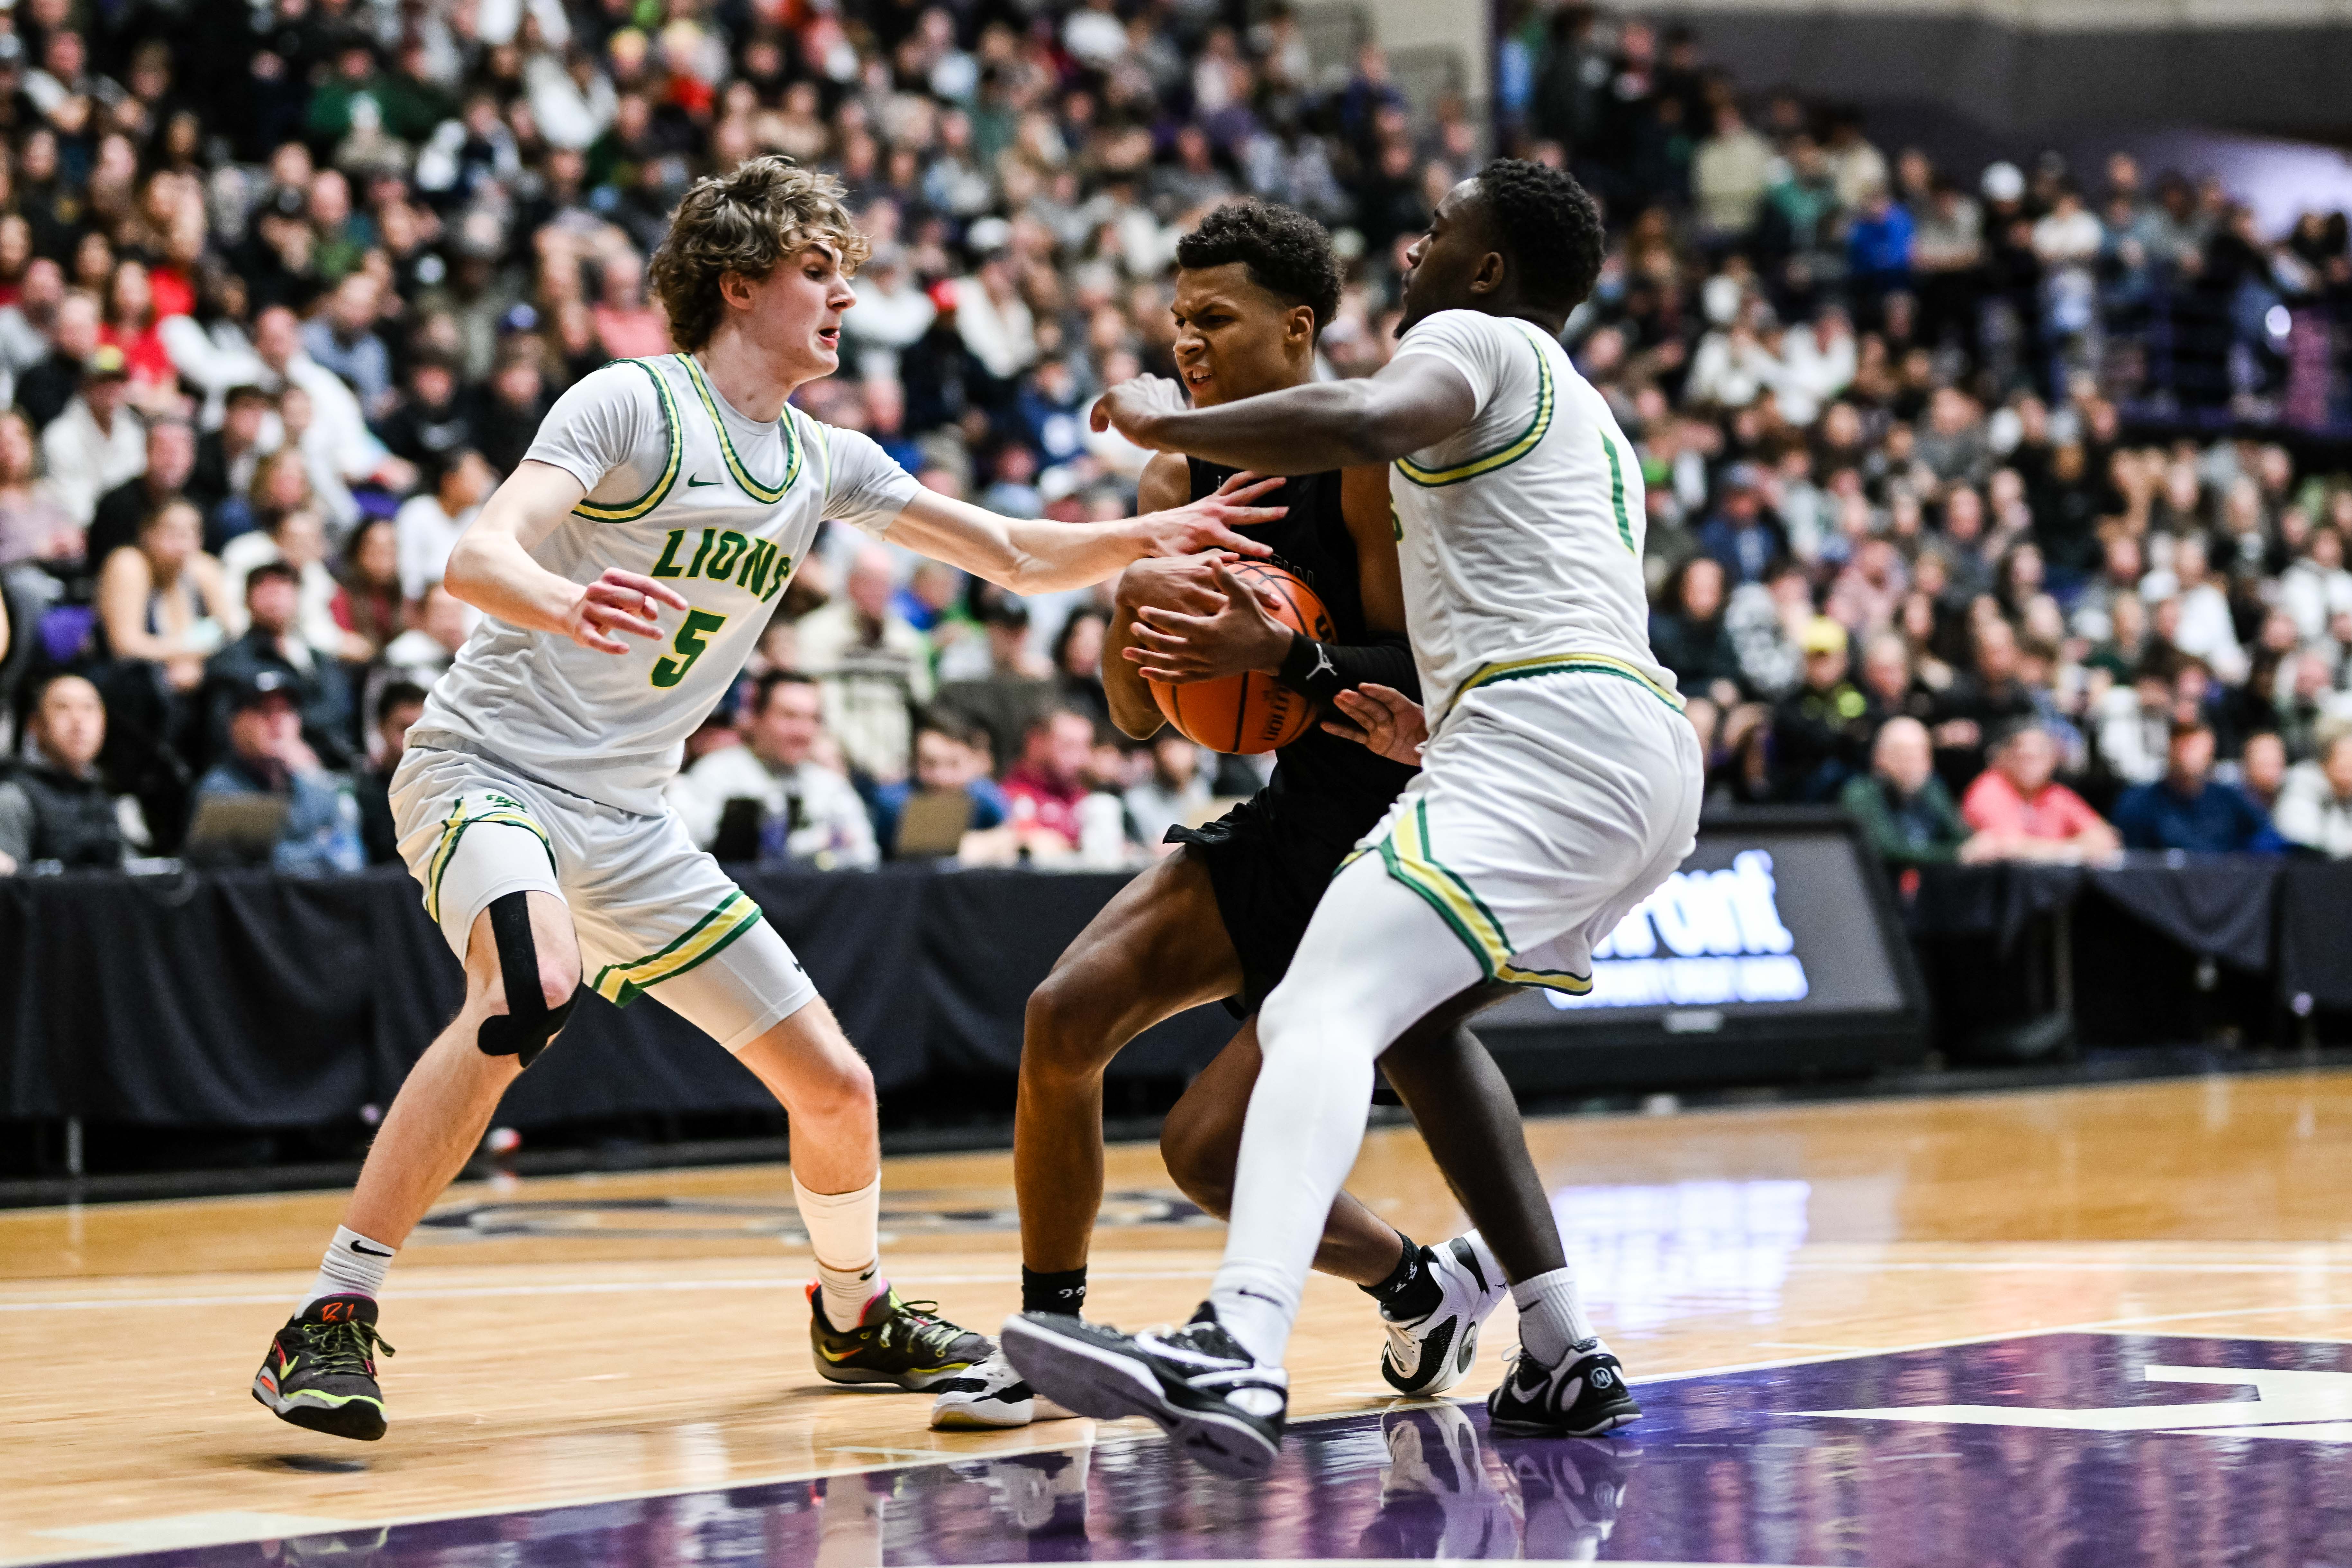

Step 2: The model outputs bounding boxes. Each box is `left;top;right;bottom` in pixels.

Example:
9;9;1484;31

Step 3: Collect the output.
1276;630;1421;704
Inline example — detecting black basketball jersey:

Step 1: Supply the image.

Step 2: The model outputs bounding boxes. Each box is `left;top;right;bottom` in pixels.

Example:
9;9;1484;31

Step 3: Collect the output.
1185;457;1419;831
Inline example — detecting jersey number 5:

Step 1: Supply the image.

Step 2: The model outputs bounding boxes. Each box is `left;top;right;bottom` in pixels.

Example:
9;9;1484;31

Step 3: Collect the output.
650;608;729;689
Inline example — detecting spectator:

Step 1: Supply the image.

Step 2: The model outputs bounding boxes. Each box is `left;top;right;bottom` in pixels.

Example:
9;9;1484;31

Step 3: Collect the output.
98;259;174;410
2273;729;2352;858
0;673;130;872
40;345;143;527
1842;716;1990;867
1959;722;2120;862
16;287;99;429
2112;721;2279;854
1124;730;1212;848
300;272;395;419
1051;606;1113;733
395;449;495;603
0;404;73;567
333;517;404;659
203;560;356;770
87;414;195;570
353;680;427;866
2238;730;2290;813
375;352;477;468
799;545;935;785
668;671;878;870
1932;617;2042;792
1691;103;1775;243
186;385;274;525
193;672;364;876
1770;616;1870;802
1697;463;1786;587
872;709;1013;861
250;303;409;498
364;581;473;725
1003;706;1096;857
1649;555;1744;710
92;497;232;753
936;596;1056;770
221;507;368;661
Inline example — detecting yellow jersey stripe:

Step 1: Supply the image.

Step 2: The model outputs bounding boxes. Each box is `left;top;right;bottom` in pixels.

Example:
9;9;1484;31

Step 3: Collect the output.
573;359;684;521
680;353;799;503
589;890;765;1005
1393;321;1557;488
1448;652;1686;717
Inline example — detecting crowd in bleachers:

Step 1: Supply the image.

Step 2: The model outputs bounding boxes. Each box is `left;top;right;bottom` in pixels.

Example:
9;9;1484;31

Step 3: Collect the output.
4;0;2352;879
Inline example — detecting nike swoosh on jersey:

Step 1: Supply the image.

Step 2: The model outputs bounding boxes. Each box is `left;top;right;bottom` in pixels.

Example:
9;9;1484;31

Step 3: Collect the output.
686;475;721;486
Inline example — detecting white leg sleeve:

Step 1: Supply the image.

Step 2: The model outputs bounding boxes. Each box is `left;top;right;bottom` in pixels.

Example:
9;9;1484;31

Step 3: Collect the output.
1207;856;1485;1366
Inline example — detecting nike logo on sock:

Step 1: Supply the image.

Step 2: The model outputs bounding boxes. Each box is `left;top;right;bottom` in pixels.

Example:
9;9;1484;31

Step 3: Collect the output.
348;1240;394;1257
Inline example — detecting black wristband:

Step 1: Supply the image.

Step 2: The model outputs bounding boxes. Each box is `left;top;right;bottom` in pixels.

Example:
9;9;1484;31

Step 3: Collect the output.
1277;629;1347;703
1276;629;1422;704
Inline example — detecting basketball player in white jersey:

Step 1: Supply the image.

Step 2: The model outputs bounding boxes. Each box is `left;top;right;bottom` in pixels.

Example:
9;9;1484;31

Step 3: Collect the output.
1005;160;1703;1477
249;156;1283;1442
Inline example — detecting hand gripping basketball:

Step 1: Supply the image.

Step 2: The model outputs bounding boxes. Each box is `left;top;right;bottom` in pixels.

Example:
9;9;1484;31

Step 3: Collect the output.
1138;559;1335;755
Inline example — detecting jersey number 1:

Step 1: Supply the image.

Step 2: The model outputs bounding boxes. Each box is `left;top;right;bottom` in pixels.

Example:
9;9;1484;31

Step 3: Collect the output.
650;608;728;689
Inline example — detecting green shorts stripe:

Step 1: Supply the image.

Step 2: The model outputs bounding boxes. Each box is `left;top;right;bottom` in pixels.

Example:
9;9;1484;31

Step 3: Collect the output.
589;889;766;1006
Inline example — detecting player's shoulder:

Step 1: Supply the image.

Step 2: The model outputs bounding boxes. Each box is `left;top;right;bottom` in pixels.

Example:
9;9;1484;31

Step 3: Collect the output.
1396;307;1523;352
546;355;680;423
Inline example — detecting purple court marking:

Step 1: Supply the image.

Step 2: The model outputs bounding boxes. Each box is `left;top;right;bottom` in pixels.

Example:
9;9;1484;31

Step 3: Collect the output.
59;1333;2352;1568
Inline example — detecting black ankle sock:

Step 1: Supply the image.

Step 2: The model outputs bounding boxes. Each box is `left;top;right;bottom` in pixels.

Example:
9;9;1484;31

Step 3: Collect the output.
1362;1232;1441;1319
1022;1266;1088;1316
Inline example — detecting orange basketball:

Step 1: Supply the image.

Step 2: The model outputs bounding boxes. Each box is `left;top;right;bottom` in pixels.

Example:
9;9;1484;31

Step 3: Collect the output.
1149;560;1336;755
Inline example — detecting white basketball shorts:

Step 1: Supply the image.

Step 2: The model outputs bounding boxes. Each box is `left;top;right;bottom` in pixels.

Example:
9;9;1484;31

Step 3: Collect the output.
1347;660;1705;993
390;744;817;1051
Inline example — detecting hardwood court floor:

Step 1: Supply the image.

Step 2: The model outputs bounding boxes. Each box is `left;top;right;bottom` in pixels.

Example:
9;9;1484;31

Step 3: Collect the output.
6;1070;2352;1564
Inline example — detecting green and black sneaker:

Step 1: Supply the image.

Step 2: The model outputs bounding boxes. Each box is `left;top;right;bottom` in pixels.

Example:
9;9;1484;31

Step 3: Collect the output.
808;1284;991;1391
252;1293;395;1441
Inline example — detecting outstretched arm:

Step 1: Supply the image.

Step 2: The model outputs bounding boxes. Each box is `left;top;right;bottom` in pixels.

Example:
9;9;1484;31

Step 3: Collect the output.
445;459;690;652
879;470;1284;596
1091;356;1478;474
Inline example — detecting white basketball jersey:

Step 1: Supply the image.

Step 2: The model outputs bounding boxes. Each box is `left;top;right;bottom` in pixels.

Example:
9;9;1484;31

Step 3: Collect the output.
411;353;918;813
1386;309;1680;722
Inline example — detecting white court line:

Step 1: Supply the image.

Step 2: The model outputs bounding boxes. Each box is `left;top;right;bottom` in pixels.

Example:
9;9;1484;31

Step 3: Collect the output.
0;1269;1217;1313
5;1298;2349;1568
14;1253;2352;1313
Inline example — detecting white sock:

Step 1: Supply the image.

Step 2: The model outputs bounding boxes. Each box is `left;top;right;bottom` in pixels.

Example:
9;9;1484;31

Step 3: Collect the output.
793;1174;884;1329
1209;860;1483;1371
1510;1267;1597;1365
299;1226;396;1311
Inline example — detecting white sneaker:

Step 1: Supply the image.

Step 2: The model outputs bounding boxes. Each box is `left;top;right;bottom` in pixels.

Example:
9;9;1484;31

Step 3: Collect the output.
1362;1401;1518;1558
930;1349;1078;1429
951;1448;1090;1534
1379;1232;1509;1396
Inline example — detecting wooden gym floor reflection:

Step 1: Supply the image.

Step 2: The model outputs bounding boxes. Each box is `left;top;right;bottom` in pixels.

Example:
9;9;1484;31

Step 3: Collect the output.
5;1069;2352;1567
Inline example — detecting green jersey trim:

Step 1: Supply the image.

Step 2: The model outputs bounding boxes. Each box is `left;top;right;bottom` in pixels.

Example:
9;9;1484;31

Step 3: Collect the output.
681;353;800;503
572;358;683;521
1393;320;1557;489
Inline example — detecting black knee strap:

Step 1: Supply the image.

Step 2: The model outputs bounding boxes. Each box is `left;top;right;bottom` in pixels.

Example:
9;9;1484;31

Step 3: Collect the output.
477;892;574;1068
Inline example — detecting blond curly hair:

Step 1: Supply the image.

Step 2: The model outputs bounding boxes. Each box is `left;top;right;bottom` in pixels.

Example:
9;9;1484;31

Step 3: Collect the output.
649;156;871;351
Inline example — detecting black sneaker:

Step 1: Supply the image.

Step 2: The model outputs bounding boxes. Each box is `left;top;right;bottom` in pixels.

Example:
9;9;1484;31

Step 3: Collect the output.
1000;1306;1288;1480
1492;1431;1635;1558
1485;1339;1640;1437
809;1285;991;1391
251;1294;395;1441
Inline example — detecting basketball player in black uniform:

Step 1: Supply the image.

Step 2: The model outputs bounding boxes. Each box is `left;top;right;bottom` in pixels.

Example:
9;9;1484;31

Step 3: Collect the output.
931;201;1584;1429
